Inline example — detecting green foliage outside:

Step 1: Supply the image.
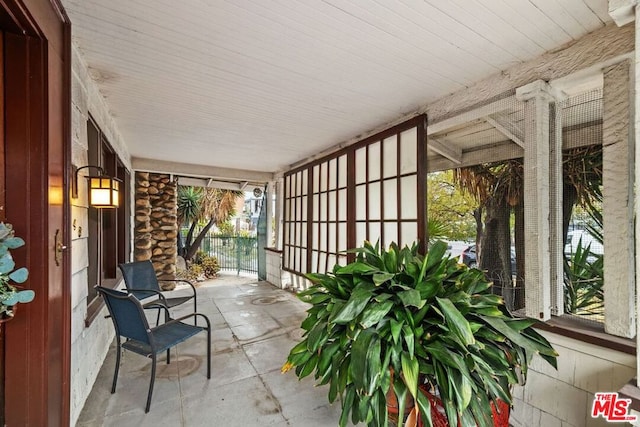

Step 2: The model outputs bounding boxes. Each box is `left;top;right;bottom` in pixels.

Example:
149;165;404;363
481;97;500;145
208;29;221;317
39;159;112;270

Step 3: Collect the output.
177;251;220;281
426;171;477;241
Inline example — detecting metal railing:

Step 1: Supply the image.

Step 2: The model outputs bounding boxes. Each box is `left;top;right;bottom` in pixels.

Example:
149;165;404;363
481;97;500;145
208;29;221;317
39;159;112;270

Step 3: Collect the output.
202;234;258;275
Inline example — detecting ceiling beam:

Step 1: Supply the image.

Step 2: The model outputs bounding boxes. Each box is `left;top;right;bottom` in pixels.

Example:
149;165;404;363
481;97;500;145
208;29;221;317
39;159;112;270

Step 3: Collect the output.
176;177;256;191
485;115;525;148
426;96;518;136
428;138;462;164
132;157;273;183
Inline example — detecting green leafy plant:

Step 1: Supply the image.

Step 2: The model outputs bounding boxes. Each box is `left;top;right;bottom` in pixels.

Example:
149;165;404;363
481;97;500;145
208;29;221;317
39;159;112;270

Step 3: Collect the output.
0;223;34;317
199;255;220;278
282;240;558;427
563;238;603;316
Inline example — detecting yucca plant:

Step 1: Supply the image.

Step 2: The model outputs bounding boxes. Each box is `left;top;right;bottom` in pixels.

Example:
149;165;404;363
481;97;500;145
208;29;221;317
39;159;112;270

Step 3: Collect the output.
282;240;558;427
563;238;603;316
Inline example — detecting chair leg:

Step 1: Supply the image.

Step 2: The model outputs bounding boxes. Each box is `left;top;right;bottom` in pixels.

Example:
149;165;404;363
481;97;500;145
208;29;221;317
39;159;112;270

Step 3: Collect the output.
206;325;211;379
167;347;170;364
155;308;161;327
111;336;121;393
193;296;197;326
145;354;157;413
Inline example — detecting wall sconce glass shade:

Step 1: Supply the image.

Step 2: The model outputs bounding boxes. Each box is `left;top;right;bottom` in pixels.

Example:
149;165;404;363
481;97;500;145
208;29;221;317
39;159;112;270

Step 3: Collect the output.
73;165;121;209
87;175;120;208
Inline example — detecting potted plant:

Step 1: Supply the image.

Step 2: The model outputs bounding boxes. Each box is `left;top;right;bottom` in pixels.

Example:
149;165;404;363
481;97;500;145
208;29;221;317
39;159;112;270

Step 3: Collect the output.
0;222;34;320
281;240;558;427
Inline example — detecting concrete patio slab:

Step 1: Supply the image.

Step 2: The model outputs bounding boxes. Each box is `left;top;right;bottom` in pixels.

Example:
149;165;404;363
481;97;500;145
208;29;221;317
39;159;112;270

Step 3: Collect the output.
76;273;345;426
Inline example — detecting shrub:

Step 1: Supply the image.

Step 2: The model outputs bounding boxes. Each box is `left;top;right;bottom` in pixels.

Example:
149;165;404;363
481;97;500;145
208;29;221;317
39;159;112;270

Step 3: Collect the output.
200;255;220;278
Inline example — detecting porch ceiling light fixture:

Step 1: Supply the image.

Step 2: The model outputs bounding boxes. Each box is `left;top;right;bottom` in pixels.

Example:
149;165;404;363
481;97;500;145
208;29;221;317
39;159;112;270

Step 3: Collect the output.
73;165;121;208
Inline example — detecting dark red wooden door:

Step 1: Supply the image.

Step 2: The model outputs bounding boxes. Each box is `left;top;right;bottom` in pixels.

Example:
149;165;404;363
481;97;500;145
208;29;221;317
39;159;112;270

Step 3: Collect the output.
1;1;71;425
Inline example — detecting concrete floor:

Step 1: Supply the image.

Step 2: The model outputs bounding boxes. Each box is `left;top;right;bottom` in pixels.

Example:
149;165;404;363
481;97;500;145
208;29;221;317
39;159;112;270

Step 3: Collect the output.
76;273;346;427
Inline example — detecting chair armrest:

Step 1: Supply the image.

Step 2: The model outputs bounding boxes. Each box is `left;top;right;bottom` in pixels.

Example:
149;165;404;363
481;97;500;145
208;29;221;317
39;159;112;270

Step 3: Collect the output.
156;312;211;330
124;288;168;305
158;279;197;295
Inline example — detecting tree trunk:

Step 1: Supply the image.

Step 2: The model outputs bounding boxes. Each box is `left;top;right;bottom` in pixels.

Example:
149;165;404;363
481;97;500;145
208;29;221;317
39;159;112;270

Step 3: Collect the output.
479;197;512;305
562;183;578;243
514;198;525;310
184;218;216;262
177;227;185;257
183;221;198;257
473;207;483;255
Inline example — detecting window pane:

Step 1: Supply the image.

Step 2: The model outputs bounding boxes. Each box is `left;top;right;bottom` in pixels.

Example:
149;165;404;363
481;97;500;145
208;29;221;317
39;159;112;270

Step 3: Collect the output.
320;162;328;192
338;223;347;252
368;182;381;220
338;155;348;188
313;165;320;193
383;136;397;178
369;141;381;181
329;158;337;190
384;222;398;247
400;128;417;174
356;222;366;245
328;191;337;221
401;222;418;247
356;185;367;221
355;147;366;184
338;189;347;221
400;176;417;219
369;222;381;245
383;179;397;220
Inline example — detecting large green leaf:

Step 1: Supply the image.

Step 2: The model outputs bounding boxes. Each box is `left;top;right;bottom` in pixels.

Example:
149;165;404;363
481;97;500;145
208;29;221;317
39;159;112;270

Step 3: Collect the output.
360;301;394;328
330;286;374;324
373;272;395;286
366;336;382;395
307;322;328;353
390;319;403;345
336;262;379;275
351;329;376;391
401;352;419;398
436;297;475;346
420;240;448;281
479;315;558;359
398;289;423;308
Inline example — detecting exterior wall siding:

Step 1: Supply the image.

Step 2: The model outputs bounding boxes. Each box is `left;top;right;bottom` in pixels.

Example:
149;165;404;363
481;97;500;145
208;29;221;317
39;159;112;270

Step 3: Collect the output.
69;44;132;425
510;332;635;427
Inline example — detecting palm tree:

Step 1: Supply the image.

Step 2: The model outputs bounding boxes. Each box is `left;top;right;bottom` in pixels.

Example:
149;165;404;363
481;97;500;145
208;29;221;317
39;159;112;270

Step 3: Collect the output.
454;159;524;306
177;186;243;262
452;145;602;311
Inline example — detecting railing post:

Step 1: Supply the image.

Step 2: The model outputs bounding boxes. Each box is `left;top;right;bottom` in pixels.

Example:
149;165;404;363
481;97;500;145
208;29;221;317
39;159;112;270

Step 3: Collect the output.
236;237;241;275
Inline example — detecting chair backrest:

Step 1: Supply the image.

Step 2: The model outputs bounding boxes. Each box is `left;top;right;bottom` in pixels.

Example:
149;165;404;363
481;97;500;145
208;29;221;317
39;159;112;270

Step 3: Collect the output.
96;286;151;344
119;260;160;300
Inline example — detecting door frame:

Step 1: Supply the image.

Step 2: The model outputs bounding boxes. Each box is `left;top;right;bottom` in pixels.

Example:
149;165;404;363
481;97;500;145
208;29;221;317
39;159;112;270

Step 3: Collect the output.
1;0;71;425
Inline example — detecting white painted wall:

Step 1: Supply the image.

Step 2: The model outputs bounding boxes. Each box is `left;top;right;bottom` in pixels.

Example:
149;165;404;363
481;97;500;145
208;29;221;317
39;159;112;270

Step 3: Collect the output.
69;44;132;426
511;332;635;427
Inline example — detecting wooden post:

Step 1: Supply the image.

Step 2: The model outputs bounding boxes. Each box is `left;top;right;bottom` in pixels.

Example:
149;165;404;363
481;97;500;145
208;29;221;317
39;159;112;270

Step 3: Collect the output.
516;80;555;320
603;59;635;337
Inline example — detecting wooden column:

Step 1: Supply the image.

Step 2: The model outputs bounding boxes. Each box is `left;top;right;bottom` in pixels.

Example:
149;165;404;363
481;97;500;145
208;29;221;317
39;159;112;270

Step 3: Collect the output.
516;80;555;320
266;181;275;247
603;60;635;337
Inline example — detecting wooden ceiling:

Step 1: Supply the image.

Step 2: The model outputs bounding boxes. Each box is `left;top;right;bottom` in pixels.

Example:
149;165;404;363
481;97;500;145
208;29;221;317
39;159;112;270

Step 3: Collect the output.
62;0;611;174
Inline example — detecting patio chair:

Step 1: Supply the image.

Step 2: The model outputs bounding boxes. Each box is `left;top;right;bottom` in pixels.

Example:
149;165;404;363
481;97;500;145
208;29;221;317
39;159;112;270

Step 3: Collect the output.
119;260;197;324
96;286;211;413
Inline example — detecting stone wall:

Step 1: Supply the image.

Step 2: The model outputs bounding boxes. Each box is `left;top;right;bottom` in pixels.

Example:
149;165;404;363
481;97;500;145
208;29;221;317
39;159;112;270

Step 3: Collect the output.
134;171;178;278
